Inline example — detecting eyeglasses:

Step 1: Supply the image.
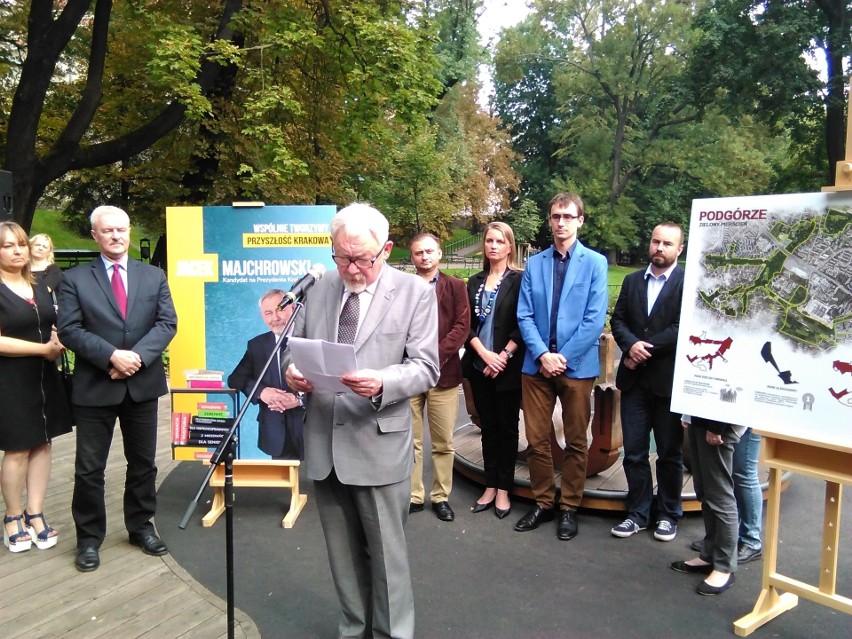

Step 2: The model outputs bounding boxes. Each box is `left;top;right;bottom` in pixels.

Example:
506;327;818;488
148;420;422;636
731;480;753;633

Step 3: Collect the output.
550;213;581;222
331;247;385;269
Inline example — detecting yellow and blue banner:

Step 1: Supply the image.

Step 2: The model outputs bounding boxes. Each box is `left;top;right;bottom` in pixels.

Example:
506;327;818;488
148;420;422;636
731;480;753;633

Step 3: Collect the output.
166;204;336;459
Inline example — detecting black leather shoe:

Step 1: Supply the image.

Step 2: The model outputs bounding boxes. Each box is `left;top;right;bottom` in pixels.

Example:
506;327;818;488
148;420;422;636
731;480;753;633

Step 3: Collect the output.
471;500;493;514
556;509;578;540
494;506;511;520
75;546;100;572
431;501;455;522
409;502;424;514
514;505;554;532
129;532;168;556
737;544;762;564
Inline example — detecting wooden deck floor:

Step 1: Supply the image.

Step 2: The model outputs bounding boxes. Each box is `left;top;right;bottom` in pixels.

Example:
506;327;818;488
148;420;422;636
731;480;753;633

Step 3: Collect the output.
0;397;259;639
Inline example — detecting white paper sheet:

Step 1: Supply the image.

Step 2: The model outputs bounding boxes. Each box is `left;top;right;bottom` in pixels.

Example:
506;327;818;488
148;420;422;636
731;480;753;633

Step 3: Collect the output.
287;337;358;393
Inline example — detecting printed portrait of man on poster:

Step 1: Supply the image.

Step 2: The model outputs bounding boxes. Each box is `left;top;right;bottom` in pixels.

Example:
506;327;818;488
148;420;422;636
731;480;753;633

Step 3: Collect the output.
671;191;852;445
167;204;335;460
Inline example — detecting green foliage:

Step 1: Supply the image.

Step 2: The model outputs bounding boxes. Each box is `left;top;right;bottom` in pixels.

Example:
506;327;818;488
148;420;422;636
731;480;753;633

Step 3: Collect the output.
685;0;839;190
368;127;458;241
505;199;546;245
493;0;811;257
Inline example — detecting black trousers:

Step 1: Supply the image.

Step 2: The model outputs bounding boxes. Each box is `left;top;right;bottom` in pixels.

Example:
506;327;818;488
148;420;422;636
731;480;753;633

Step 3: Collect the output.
72;395;159;547
467;370;521;491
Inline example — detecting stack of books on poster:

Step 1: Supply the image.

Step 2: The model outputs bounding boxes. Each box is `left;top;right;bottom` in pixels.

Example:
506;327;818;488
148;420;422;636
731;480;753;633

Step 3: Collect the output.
171;399;235;461
187;402;232;446
184;369;225;389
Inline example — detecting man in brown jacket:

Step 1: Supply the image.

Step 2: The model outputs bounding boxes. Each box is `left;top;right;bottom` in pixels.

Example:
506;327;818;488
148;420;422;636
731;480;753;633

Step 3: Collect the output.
407;233;470;521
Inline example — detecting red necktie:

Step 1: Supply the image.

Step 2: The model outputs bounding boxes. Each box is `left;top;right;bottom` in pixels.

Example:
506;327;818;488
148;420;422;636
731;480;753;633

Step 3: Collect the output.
111;264;127;318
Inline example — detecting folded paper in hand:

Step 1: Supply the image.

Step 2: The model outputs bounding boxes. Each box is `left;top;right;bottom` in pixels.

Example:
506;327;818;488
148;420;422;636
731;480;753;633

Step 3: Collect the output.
287;337;358;393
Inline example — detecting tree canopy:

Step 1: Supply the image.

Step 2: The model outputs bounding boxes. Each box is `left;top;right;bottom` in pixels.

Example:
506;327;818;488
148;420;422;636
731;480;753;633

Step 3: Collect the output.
1;0;847;261
493;0;848;256
1;0;519;240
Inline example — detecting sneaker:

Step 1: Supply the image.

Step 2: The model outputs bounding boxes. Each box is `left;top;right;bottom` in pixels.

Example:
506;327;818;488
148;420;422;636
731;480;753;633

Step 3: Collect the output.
654;520;677;541
611;518;645;538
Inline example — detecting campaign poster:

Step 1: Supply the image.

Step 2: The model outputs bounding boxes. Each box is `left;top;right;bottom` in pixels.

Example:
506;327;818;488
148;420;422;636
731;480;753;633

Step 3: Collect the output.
167;204;336;459
670;191;852;447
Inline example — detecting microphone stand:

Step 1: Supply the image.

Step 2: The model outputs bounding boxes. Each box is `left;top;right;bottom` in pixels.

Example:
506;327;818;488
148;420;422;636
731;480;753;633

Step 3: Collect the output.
179;300;304;639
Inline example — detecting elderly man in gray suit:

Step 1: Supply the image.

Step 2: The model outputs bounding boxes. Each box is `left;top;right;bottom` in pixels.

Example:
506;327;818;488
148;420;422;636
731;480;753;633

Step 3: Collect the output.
285;203;439;639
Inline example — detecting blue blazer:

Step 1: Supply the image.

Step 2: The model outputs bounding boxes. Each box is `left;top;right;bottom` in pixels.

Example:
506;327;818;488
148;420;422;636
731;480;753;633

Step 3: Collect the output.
517;241;608;379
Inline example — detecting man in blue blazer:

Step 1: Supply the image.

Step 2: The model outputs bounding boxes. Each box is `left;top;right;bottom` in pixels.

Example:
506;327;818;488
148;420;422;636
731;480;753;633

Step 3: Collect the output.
610;223;685;542
58;206;177;572
516;192;608;541
228;289;305;460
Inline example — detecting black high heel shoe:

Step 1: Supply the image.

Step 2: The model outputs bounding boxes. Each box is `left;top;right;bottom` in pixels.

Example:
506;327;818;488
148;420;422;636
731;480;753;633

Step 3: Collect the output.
494;506;511;519
471;500;494;514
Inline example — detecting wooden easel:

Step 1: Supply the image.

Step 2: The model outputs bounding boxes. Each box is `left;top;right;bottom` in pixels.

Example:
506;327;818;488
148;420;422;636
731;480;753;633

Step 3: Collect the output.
734;79;852;636
202;460;308;529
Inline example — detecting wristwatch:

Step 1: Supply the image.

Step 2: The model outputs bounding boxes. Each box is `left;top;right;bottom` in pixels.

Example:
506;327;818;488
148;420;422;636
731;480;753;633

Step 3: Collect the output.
503;348;514;359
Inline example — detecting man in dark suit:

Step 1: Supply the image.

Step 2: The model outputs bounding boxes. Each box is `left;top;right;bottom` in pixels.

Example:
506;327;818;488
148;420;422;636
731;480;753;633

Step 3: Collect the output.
228;288;304;460
610;223;685;542
515;192;608;541
285;203;439;639
406;233;469;522
58;206;177;572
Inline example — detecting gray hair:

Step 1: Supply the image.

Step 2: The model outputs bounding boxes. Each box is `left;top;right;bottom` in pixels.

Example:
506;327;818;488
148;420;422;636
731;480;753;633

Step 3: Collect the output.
90;205;130;229
259;288;286;308
330;203;389;247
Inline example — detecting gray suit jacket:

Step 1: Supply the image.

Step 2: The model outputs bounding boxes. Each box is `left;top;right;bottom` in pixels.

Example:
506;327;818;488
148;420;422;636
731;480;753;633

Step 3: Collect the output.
291;264;440;486
58;258;177;406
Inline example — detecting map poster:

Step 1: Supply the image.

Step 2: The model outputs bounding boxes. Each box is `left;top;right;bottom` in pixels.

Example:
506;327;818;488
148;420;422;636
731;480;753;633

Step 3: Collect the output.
167;204;336;460
670;191;852;447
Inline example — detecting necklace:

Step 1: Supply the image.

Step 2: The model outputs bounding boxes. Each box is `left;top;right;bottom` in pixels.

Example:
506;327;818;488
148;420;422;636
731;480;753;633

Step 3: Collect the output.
474;272;505;321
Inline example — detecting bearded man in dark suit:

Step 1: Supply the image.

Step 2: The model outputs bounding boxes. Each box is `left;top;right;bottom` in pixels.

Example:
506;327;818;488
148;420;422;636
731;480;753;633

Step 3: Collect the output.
610;223;685;542
58;205;177;572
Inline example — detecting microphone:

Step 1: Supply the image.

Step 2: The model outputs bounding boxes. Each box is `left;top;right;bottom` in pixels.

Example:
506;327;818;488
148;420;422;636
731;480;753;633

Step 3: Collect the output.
277;264;326;310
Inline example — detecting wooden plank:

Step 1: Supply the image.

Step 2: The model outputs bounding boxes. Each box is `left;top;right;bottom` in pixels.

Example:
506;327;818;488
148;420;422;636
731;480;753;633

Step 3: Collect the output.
37;572;187;639
0;395;260;639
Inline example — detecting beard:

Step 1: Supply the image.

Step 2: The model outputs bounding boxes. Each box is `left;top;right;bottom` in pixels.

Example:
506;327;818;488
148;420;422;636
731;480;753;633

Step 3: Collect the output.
343;277;367;294
651;253;674;269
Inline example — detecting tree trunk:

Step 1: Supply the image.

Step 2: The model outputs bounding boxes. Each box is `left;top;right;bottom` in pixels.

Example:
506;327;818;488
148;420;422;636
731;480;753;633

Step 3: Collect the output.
3;0;245;231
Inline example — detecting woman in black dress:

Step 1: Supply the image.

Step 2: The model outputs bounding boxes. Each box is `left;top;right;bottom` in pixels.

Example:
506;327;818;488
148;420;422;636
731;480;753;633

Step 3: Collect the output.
1;222;72;553
462;222;525;519
29;233;63;293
